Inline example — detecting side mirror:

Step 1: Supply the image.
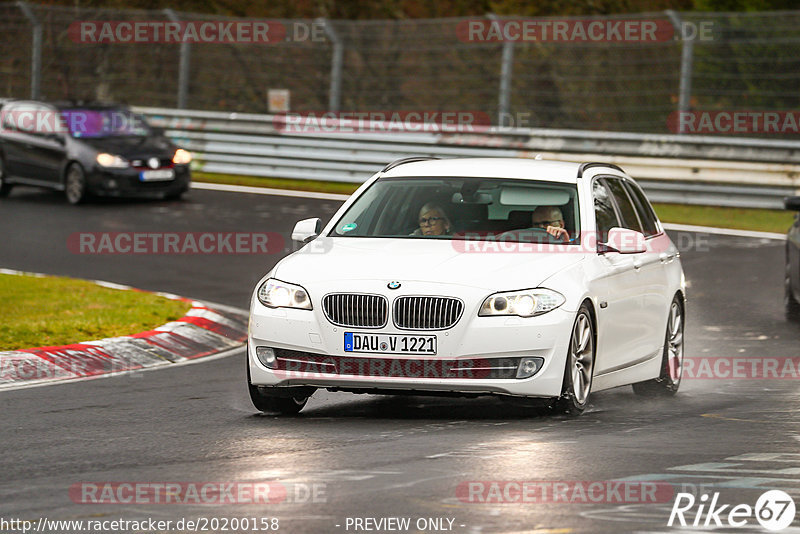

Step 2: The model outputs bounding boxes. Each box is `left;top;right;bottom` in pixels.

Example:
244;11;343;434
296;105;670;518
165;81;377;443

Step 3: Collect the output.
602;227;646;254
292;218;322;243
785;196;800;211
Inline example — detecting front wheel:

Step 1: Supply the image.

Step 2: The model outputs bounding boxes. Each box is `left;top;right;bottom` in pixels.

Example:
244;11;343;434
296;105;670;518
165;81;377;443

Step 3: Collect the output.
550;304;595;415
633;295;684;396
246;356;310;415
65;163;88;205
785;259;800;319
0;155;12;197
164;188;188;201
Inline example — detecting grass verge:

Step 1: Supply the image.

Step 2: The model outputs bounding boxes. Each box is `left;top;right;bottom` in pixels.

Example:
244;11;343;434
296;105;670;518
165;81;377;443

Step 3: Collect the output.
0;274;191;351
652;203;794;234
193;173;796;234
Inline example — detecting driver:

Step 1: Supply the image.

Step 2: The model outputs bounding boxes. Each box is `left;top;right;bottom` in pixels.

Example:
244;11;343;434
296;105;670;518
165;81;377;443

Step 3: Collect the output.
530;205;570;240
412;203;453;236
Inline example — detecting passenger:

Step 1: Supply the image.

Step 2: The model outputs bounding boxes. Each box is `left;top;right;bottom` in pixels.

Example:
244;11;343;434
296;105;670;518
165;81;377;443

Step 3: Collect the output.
530;205;570;240
413;203;452;236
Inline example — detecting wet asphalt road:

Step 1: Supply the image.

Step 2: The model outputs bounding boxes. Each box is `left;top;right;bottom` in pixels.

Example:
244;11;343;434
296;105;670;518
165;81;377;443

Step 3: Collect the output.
0;186;799;534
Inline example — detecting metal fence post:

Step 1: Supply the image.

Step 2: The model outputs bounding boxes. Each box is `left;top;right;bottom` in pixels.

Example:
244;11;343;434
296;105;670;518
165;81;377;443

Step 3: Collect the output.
318;18;343;112
164;9;190;109
17;1;41;99
666;10;694;134
488;14;513;125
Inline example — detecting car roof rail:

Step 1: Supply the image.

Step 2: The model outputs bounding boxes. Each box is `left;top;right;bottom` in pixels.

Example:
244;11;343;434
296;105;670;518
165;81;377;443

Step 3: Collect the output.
577;162;625;178
381;156;440;173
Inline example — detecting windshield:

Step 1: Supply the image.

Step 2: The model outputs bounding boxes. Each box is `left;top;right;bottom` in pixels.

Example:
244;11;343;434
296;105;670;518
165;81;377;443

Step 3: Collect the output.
330;177;581;243
60;109;151;138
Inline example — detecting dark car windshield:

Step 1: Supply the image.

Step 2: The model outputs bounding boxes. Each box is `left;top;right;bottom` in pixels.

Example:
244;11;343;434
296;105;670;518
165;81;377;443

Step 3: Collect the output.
330;176;581;243
60;108;151;138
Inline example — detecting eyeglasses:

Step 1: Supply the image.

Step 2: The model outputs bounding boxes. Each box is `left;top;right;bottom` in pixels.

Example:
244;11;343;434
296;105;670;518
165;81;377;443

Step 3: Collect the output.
532;219;563;227
419;217;444;226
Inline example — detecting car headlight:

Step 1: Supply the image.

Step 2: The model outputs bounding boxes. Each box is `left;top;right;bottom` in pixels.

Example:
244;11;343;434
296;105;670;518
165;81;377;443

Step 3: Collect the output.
172;148;192;165
96;153;129;168
479;288;565;318
257;278;312;310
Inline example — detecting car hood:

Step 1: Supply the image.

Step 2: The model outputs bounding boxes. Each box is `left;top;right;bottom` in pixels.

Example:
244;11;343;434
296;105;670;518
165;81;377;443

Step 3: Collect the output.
79;135;175;158
274;237;586;292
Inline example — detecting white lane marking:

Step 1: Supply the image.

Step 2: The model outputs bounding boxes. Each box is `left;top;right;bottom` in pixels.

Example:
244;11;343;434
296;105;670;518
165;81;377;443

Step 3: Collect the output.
191;181;350;201
663;222;786;241
0;346;245;392
192;182;789;240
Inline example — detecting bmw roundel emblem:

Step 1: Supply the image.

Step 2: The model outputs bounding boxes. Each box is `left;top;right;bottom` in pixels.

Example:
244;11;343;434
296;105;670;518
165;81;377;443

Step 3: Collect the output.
387;281;401;290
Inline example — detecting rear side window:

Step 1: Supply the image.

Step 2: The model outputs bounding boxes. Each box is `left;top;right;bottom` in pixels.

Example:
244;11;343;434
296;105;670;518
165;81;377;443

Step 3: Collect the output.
605;178;643;234
593;180;620;243
622;181;661;237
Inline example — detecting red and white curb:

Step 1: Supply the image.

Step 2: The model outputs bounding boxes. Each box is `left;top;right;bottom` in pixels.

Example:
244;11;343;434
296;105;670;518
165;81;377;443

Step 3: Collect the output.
0;269;248;390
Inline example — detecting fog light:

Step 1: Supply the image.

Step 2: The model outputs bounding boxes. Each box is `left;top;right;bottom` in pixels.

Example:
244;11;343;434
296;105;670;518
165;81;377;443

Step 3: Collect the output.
255;346;276;368
516;357;544;379
106;178;118;189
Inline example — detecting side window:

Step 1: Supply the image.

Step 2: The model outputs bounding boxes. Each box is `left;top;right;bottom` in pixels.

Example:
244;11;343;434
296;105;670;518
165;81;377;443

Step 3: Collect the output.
605;178;643;233
623;181;660;237
593;179;620;243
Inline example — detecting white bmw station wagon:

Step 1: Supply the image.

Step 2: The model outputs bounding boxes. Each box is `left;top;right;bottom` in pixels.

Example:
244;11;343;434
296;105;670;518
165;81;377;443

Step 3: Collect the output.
247;158;685;415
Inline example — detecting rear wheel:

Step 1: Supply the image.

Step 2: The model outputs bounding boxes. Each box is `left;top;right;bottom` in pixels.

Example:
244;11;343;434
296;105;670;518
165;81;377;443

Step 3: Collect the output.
785;259;800;318
0;155;12;197
633;295;684;396
246;355;310;415
65;163;88;205
551;304;595;415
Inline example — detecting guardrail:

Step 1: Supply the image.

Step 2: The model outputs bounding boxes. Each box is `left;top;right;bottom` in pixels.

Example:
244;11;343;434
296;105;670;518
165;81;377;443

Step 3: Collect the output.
137;106;800;209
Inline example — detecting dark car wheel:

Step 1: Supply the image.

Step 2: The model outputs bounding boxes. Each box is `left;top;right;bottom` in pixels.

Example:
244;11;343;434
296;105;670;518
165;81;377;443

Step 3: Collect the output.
246;355;310;415
164;188;187;201
633;295;684;396
785;259;800;318
0;155;12;197
550;304;595;415
65;163;88;205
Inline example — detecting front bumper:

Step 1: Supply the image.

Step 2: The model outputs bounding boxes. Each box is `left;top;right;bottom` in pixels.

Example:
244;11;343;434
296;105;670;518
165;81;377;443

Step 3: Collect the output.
86;164;190;198
248;281;575;398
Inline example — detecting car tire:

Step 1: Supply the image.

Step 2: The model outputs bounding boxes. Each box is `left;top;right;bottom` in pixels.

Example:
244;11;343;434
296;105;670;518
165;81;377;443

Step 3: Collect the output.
550;304;595;415
0;154;12;197
65;163;88;205
246;355;310;415
633;295;684;397
785;259;800;319
164;188;187;201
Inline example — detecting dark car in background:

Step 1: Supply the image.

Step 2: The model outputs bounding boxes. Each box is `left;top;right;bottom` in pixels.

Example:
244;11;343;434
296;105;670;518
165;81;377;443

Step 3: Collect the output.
786;196;800;318
0;100;191;204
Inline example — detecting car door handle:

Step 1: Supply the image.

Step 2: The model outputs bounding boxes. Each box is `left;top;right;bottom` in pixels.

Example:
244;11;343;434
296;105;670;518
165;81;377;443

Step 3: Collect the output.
659;253;675;264
633;259;642;271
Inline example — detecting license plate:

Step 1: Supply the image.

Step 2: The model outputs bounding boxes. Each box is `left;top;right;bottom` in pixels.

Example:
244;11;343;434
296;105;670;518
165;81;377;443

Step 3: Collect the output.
344;332;436;355
139;169;174;182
